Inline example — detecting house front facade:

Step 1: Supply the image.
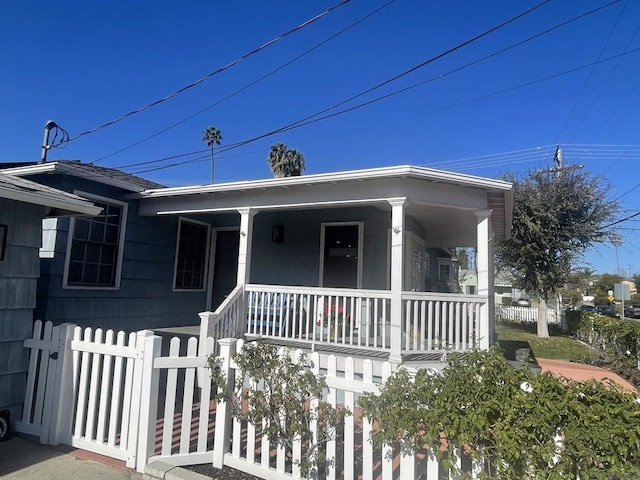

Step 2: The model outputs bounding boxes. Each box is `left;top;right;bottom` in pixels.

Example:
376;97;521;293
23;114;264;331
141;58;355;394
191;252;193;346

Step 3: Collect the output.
137;165;513;364
3;162;512;365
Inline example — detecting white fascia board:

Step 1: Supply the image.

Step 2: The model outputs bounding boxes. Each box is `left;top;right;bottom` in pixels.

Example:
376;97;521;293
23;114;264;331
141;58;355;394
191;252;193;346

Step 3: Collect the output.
0;185;102;216
140;165;513;198
153;197;401;215
1;162;149;192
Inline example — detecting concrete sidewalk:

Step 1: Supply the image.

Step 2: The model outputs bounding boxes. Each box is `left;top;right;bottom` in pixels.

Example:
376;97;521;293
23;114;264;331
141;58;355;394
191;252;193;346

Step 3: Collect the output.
0;435;143;479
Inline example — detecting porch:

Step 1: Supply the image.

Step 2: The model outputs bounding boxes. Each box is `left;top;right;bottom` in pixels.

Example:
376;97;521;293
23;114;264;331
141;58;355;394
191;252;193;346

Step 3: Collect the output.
198;283;489;365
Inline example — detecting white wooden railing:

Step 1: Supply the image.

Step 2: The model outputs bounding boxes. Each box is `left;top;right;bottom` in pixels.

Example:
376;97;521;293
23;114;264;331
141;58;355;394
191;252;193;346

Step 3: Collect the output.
401;292;488;353
245;284;392;351
198;284;245;358
197;285;490;360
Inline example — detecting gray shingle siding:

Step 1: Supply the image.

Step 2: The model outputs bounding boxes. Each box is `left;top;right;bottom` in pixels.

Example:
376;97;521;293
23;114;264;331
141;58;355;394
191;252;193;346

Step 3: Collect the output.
0;198;44;419
32;174;208;332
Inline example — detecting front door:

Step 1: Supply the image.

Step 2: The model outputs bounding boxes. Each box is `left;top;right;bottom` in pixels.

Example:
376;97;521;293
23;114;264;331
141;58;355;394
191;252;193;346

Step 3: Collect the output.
210;229;240;310
320;223;362;288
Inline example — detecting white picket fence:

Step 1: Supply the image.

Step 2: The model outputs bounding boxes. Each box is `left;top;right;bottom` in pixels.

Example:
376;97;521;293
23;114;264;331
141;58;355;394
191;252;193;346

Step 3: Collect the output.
495;305;560;324
18;320;476;478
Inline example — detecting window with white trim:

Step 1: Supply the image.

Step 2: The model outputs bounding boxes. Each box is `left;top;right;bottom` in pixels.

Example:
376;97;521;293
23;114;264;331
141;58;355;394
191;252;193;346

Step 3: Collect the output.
65;197;126;288
438;262;452;283
174;219;210;290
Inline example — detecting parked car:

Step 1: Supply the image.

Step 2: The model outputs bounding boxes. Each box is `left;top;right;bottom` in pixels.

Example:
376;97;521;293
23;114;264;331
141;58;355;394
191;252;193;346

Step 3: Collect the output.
624;304;640;318
579;304;596;312
595;305;617;317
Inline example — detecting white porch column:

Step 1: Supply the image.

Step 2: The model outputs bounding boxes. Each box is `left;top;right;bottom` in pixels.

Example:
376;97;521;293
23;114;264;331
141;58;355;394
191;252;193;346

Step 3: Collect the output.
389;198;407;365
236;208;256;285
475;209;492;350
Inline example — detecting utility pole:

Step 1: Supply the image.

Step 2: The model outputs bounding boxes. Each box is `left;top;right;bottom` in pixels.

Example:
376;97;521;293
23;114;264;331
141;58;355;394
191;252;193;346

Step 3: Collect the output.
40;120;57;163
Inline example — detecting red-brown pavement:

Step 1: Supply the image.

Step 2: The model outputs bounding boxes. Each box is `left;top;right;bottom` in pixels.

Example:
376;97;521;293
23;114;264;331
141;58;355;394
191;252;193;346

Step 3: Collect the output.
537;357;637;392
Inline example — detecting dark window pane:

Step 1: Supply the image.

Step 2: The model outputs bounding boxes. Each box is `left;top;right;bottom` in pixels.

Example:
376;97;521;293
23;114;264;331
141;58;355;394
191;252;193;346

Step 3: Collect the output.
83;263;98;284
101;245;116;263
98;265;113;285
68;261;83;283
105;225;119;244
74;219;90;240
67;199;122;287
85;243;100;263
175;221;209;289
70;243;85;261
89;222;105;242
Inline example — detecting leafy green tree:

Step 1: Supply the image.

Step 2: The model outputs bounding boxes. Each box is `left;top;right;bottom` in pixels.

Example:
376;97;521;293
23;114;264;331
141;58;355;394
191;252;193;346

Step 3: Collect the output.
267;142;305;177
209;341;348;477
202;125;222;183
497;168;617;337
359;348;640;479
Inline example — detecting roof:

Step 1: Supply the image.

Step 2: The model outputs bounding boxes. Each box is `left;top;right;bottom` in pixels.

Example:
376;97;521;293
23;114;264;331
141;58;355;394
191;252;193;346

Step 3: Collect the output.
0;172;102;216
141;165;512;197
139;164;514;244
0;160;164;192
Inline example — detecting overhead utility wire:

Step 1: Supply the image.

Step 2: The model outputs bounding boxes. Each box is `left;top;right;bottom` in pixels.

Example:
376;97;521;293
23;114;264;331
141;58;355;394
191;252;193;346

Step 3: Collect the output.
129;42;640;176
127;0;556;173
207;0;555;152
604;211;640;228
94;0;399;164
125;1;622;175
556;0;627;143
213;0;623;153
414;44;640;123
572;2;637;142
62;0;352;144
122;1;553;174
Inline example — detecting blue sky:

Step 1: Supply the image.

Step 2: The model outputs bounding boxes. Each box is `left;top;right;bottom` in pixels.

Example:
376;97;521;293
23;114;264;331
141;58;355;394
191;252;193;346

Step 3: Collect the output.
2;0;640;275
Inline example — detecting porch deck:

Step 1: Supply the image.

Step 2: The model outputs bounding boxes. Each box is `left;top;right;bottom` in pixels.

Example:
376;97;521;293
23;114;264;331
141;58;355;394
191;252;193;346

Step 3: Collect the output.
198;283;489;363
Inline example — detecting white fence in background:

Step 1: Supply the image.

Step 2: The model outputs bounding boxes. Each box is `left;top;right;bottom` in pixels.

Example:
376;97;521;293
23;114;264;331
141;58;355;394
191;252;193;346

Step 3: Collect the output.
18;321;483;478
495;305;560;324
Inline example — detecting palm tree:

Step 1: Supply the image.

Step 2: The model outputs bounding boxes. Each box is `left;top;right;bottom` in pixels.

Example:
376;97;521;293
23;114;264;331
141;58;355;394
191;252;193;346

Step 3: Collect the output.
202;126;222;183
267;142;305;178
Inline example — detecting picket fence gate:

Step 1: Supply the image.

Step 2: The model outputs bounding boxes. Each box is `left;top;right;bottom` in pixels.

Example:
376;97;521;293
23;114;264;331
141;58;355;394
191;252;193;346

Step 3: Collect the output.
17;320;473;479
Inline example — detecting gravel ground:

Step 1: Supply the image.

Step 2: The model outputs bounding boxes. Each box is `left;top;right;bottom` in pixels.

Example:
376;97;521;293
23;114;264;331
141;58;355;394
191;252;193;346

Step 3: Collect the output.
183;464;262;480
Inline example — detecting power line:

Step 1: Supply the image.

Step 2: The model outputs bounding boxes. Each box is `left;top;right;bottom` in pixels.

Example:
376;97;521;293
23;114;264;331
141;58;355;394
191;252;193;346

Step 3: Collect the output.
604;211;640;228
556;0;627;143
92;0;399;164
218;0;621;151
116;1;626;176
61;0;353;145
114;0;555;174
122;32;640;177
217;0;555;149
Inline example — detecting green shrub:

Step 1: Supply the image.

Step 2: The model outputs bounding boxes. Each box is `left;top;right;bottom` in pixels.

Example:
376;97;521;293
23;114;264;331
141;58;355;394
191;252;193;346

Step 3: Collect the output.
574;314;640;368
359;347;640;479
208;340;349;477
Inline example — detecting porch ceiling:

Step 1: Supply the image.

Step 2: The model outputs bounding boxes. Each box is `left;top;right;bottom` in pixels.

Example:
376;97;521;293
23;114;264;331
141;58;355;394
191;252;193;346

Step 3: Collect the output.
138;165;512;242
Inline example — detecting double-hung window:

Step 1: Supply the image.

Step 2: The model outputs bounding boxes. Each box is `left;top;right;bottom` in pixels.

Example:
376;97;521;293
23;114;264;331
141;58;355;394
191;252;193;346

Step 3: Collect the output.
174;219;210;290
65;194;127;288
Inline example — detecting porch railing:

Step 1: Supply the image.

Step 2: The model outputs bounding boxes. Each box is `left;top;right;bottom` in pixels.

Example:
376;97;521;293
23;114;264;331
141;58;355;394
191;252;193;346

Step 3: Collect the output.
245;284;392;351
401;292;488;354
198;284;245;358
198;284;490;359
